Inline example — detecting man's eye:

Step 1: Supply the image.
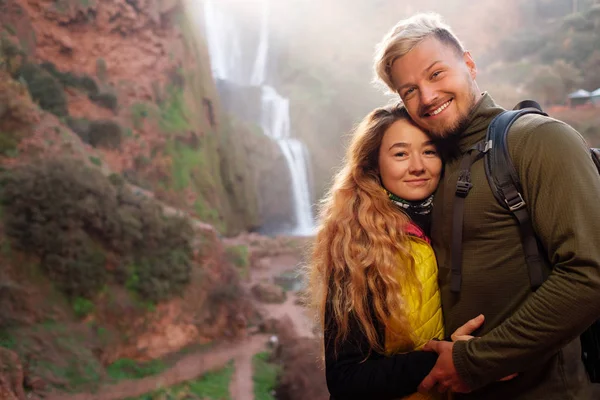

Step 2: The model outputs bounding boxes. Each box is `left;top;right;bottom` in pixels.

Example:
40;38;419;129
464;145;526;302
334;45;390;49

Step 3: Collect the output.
405;88;415;96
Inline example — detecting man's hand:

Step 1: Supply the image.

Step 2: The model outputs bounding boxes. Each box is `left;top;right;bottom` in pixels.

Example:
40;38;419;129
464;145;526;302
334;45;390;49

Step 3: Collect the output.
418;340;471;394
417;314;483;394
451;314;484;342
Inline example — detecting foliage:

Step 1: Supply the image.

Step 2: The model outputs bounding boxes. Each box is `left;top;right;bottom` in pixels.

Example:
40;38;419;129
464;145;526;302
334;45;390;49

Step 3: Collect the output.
88;119;122;149
18;62;68;117
0;133;19;157
96;58;107;82
125;361;234;399
490;4;600;96
106;358;167;381
3;322;104;392
131;102;153;130
0;35;25;75
40;61;99;95
253;351;281;400
159;86;190;133
66;116;91;143
225;244;249;278
72;297;95;318
89;91;118;112
0;158;194;303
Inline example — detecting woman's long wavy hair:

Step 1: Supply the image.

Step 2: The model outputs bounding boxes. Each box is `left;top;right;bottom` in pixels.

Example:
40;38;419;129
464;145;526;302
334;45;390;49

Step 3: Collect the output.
307;104;423;355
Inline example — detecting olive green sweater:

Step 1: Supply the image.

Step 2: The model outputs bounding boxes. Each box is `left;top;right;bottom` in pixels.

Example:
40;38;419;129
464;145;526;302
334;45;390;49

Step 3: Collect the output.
431;94;600;399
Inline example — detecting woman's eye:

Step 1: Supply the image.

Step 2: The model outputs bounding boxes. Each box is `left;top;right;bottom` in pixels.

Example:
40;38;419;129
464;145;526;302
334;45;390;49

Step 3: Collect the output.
394;152;408;157
424;149;438;156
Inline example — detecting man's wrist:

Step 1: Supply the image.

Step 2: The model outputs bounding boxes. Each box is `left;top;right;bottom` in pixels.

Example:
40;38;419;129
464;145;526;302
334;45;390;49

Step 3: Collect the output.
452;339;478;390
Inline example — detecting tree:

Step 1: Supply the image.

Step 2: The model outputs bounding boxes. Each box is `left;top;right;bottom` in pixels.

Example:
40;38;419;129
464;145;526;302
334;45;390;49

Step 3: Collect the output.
582;51;600;90
525;65;565;105
553;59;583;93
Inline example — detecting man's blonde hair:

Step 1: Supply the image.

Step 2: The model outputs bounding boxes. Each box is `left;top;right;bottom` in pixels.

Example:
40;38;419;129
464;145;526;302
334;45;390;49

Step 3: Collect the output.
374;13;465;93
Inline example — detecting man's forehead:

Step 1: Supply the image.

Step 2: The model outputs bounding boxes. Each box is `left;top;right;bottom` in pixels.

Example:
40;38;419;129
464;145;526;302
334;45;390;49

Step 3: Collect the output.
391;38;459;82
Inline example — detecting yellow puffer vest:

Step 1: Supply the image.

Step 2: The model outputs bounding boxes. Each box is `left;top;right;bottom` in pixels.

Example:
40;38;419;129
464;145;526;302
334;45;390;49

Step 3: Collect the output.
385;236;445;400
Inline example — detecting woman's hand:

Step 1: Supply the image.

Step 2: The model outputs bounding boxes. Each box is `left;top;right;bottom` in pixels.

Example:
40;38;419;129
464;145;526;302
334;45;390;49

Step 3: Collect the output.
451;314;484;342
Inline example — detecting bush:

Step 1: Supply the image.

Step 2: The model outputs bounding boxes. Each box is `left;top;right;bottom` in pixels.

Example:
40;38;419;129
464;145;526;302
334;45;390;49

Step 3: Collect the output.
96;58;107;82
88;120;122;149
0;158;194;302
40;62;99;94
106;358;166;381
89;91;118;112
18;63;68;117
253;351;281;400
72;297;95;318
0;133;19;157
66;116;91;143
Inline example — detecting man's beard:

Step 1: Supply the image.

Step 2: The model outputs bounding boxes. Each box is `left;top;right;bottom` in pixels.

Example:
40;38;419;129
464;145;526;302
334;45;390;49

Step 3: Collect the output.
431;89;478;161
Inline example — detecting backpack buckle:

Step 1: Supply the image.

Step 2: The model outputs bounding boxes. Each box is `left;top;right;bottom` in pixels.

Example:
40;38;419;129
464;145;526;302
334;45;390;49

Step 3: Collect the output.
456;180;473;197
505;192;526;211
476;140;493;153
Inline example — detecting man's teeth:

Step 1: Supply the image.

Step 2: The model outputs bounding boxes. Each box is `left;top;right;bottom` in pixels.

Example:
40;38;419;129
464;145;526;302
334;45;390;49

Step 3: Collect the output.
431;101;451;116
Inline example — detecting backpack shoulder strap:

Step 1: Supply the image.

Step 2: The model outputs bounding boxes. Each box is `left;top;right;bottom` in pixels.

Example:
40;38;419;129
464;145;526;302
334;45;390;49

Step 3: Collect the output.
484;105;548;290
591;148;600;171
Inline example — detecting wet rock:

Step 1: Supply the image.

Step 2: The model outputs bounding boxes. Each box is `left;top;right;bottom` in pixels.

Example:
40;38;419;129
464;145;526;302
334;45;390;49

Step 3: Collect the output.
251;282;287;304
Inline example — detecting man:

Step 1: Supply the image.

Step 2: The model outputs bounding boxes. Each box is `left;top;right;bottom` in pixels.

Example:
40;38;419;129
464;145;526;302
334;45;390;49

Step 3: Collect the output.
373;12;600;399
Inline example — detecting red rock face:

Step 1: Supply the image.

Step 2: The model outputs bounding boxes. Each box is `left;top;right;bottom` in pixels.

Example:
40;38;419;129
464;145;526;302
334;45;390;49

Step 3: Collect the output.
18;0;183;102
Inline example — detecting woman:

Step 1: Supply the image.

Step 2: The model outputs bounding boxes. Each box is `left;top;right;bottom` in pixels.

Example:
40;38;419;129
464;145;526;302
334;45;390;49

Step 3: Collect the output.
307;104;480;399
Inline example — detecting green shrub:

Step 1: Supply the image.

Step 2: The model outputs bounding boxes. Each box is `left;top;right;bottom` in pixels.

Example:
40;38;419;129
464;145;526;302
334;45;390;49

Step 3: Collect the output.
78;76;99;94
96;58;107;82
159;86;189;133
0;133;19;157
125;361;234;399
253;351;281;400
88;120;122;149
131;102;151;130
225;245;249;268
66;116;91;143
132;250;192;303
225;244;249;279
18;63;68;117
3;24;16;36
108;173;125;186
42;233;107;298
72;297;95;318
89;91;118;112
0;158;194;302
106;358;166;381
40;62;99;94
89;156;102;166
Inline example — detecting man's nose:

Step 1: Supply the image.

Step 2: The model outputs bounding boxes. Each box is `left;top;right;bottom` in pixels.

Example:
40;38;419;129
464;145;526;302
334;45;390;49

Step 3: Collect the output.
420;84;438;107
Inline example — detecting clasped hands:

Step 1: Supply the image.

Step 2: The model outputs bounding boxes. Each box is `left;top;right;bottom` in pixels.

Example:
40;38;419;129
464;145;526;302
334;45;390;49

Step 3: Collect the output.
418;314;517;394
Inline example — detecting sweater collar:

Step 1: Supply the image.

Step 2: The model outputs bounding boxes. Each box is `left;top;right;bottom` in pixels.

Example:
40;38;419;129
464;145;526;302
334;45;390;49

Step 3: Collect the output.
457;92;505;153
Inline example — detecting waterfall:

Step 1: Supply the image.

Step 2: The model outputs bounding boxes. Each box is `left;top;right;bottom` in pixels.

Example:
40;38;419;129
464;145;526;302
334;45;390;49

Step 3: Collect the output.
201;0;315;236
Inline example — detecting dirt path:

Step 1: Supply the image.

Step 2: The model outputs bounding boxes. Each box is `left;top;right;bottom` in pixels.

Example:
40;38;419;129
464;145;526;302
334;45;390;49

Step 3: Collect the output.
45;243;312;400
47;334;269;400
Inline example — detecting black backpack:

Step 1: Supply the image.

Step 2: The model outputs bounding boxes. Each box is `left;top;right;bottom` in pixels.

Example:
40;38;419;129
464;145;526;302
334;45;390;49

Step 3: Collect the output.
451;100;600;382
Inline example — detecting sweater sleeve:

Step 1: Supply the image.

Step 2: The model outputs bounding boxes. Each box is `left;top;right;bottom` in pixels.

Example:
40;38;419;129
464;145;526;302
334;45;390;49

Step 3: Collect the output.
325;300;438;399
452;117;600;389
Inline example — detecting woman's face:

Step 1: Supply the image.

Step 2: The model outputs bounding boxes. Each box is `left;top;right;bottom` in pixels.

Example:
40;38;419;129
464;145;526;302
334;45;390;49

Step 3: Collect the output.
378;119;442;201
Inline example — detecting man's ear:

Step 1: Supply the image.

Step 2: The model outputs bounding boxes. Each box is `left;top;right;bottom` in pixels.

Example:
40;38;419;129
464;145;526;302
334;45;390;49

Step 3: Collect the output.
463;51;477;80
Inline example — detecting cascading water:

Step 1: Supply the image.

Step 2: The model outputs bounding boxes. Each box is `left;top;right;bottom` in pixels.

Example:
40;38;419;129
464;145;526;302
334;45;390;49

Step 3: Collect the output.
201;0;315;235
